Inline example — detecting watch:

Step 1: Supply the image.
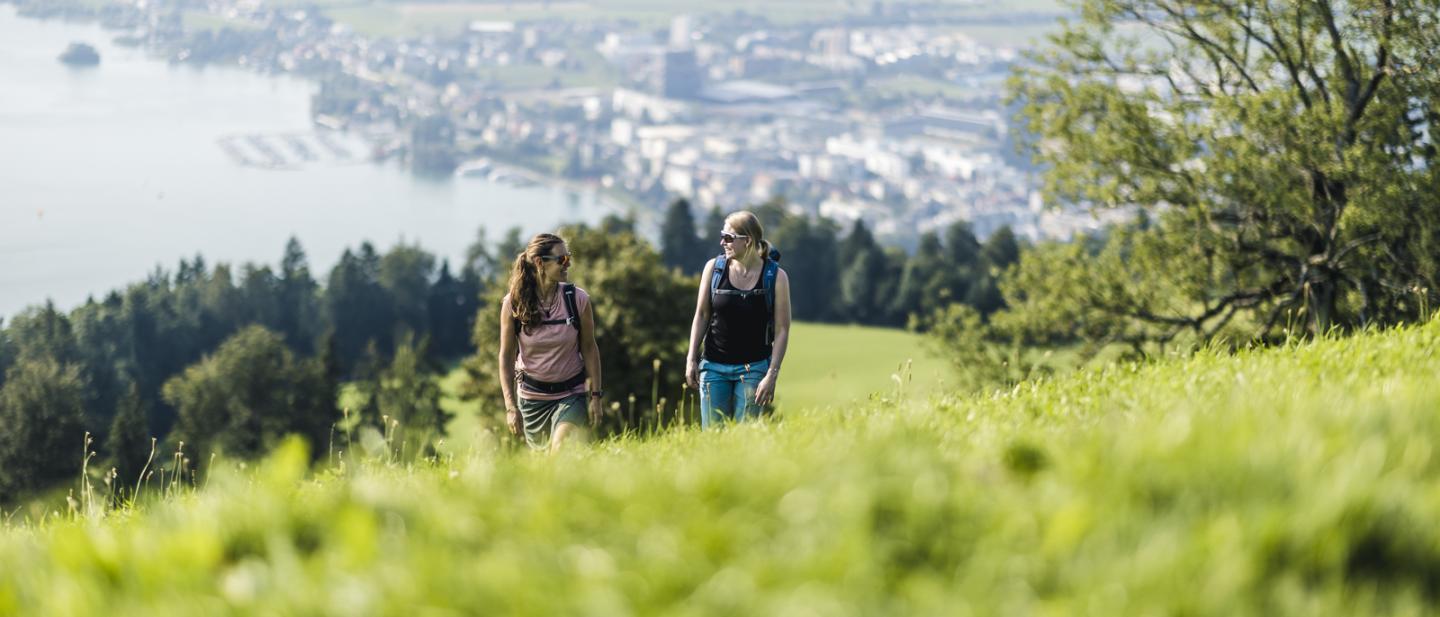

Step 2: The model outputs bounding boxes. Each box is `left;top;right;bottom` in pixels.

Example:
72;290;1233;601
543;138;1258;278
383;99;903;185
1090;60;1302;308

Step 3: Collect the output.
589;390;604;398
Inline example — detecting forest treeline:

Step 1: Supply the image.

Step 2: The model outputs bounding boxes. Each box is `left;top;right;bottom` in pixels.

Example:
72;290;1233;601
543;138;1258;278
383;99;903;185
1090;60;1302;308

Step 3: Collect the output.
0;203;1021;503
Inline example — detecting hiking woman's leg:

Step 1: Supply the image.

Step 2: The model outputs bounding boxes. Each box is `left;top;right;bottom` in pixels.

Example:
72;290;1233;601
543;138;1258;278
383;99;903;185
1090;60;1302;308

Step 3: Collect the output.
735;359;769;421
548;394;589;453
699;360;737;428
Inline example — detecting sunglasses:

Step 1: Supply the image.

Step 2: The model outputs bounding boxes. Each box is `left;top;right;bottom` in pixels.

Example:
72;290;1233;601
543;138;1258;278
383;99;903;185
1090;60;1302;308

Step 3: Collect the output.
539;254;572;267
719;231;750;244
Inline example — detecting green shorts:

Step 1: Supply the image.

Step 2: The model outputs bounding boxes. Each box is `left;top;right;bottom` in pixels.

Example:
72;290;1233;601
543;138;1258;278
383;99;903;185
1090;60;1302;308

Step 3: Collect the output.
517;393;588;450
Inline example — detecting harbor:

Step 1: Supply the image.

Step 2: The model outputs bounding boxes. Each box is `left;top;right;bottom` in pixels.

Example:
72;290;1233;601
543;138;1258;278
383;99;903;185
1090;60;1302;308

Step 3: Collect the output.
216;131;369;170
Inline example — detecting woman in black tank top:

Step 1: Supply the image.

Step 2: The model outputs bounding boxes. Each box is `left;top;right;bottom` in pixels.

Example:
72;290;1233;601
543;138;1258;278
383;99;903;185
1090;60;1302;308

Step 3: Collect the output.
684;211;793;428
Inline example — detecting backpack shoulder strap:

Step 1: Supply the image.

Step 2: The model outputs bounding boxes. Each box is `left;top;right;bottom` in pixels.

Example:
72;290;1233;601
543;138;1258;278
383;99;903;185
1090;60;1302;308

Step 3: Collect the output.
762;259;780;345
710;254;727;295
560;283;580;332
762;260;779;313
536;283;580;331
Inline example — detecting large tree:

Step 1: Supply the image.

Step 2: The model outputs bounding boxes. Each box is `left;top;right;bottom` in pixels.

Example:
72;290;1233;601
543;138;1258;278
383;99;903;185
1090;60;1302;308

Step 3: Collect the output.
163;325;334;461
1011;0;1440;344
277;237;322;354
660;198;708;275
0;357;87;502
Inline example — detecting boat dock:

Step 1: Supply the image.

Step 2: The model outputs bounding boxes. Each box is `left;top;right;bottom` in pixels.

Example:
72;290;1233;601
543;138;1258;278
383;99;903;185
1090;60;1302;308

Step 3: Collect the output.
216;131;370;170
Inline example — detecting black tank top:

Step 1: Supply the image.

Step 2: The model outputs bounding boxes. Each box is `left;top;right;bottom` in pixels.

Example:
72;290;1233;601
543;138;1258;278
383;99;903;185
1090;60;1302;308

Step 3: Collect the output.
704;262;773;365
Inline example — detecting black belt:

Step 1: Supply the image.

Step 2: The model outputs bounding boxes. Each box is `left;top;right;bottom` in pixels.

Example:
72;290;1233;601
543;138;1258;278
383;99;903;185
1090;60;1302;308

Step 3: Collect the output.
518;370;587;394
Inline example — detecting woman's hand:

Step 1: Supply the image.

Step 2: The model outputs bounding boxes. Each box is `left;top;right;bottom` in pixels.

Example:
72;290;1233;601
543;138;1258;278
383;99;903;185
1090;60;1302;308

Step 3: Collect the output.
588;395;603;427
505;408;520;435
685;360;700;390
754;371;777;407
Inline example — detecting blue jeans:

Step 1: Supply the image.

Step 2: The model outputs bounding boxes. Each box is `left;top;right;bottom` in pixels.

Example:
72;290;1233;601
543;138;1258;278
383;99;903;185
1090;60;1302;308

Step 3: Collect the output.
698;358;769;429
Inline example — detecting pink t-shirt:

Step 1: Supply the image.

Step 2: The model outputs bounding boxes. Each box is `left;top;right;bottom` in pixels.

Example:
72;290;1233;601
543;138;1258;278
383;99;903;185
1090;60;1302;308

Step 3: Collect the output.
507;286;590;400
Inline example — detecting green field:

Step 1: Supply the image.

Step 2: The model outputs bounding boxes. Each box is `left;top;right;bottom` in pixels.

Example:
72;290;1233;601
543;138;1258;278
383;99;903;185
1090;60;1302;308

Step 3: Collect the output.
774;322;951;411
4;317;1439;614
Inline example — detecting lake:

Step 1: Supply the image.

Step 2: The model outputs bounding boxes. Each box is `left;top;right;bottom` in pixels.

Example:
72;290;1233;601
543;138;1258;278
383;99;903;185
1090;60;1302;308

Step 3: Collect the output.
0;5;620;321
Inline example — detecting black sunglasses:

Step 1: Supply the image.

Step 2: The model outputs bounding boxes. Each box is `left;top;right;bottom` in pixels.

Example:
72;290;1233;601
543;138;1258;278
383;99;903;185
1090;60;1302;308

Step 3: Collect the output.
539;254;571;267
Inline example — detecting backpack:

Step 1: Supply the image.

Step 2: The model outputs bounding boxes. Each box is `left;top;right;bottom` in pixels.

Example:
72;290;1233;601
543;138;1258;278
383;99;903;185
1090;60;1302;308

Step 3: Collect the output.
710;246;781;345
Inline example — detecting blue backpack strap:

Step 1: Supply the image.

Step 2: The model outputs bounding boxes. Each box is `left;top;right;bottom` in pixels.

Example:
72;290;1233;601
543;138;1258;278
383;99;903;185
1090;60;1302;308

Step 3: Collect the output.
709;254;728;298
761;260;779;314
762;258;779;345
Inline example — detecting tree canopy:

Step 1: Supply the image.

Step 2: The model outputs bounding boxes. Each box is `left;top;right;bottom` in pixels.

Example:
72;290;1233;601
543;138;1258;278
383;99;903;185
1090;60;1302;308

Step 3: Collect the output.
1010;0;1440;344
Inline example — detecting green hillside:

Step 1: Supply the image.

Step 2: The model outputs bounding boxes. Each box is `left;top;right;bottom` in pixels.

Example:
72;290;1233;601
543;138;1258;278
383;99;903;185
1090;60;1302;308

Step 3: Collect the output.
3;320;1438;615
774;322;951;411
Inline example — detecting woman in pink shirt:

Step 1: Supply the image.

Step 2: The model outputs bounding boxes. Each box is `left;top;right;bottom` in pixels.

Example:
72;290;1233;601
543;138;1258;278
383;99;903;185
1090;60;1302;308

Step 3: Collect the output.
498;233;603;451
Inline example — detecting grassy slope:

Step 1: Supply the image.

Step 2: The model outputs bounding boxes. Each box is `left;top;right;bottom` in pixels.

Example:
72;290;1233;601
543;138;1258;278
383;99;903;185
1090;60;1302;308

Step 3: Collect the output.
776;322;951;411
3;320;1439;615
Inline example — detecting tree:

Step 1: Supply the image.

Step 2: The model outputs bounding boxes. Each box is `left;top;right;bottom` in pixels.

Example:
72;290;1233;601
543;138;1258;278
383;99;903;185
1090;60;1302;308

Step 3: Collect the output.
428;260;478;359
837;220;899;324
199;263;243;348
0;357;87;501
1010;0;1440;344
375;334;448;454
163;325;332;461
981;226;1021;274
277;237;321;354
325;245;394;372
0;318;12;393
69;293;131;429
379;243;437;341
894;232;960;326
660;198;707;274
770;214;842;322
6;302;81;366
840;246;892;324
703;206;728;248
107;380;152;490
944;221;983;274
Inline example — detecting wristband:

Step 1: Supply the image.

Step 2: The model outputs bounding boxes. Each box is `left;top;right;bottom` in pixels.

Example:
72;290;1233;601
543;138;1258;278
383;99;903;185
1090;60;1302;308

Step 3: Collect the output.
589;390;604;398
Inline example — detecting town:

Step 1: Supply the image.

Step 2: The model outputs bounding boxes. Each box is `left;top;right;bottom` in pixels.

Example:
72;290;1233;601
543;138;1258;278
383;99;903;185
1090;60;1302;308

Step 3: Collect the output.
12;0;1133;245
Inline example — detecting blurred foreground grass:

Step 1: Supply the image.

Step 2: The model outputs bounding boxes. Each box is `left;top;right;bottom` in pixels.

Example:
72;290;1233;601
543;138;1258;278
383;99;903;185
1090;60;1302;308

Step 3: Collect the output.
3;319;1439;615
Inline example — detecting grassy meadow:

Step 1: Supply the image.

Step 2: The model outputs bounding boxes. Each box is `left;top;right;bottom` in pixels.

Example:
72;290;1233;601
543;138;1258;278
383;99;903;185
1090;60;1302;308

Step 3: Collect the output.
3;317;1439;614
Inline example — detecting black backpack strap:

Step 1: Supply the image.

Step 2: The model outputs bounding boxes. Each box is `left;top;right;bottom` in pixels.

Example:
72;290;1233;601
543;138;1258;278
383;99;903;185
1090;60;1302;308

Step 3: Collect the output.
535;283;581;331
560;283;580;331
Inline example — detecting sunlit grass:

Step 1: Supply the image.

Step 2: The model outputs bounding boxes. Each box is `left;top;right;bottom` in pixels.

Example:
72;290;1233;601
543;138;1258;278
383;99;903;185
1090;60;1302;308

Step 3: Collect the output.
4;319;1438;614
